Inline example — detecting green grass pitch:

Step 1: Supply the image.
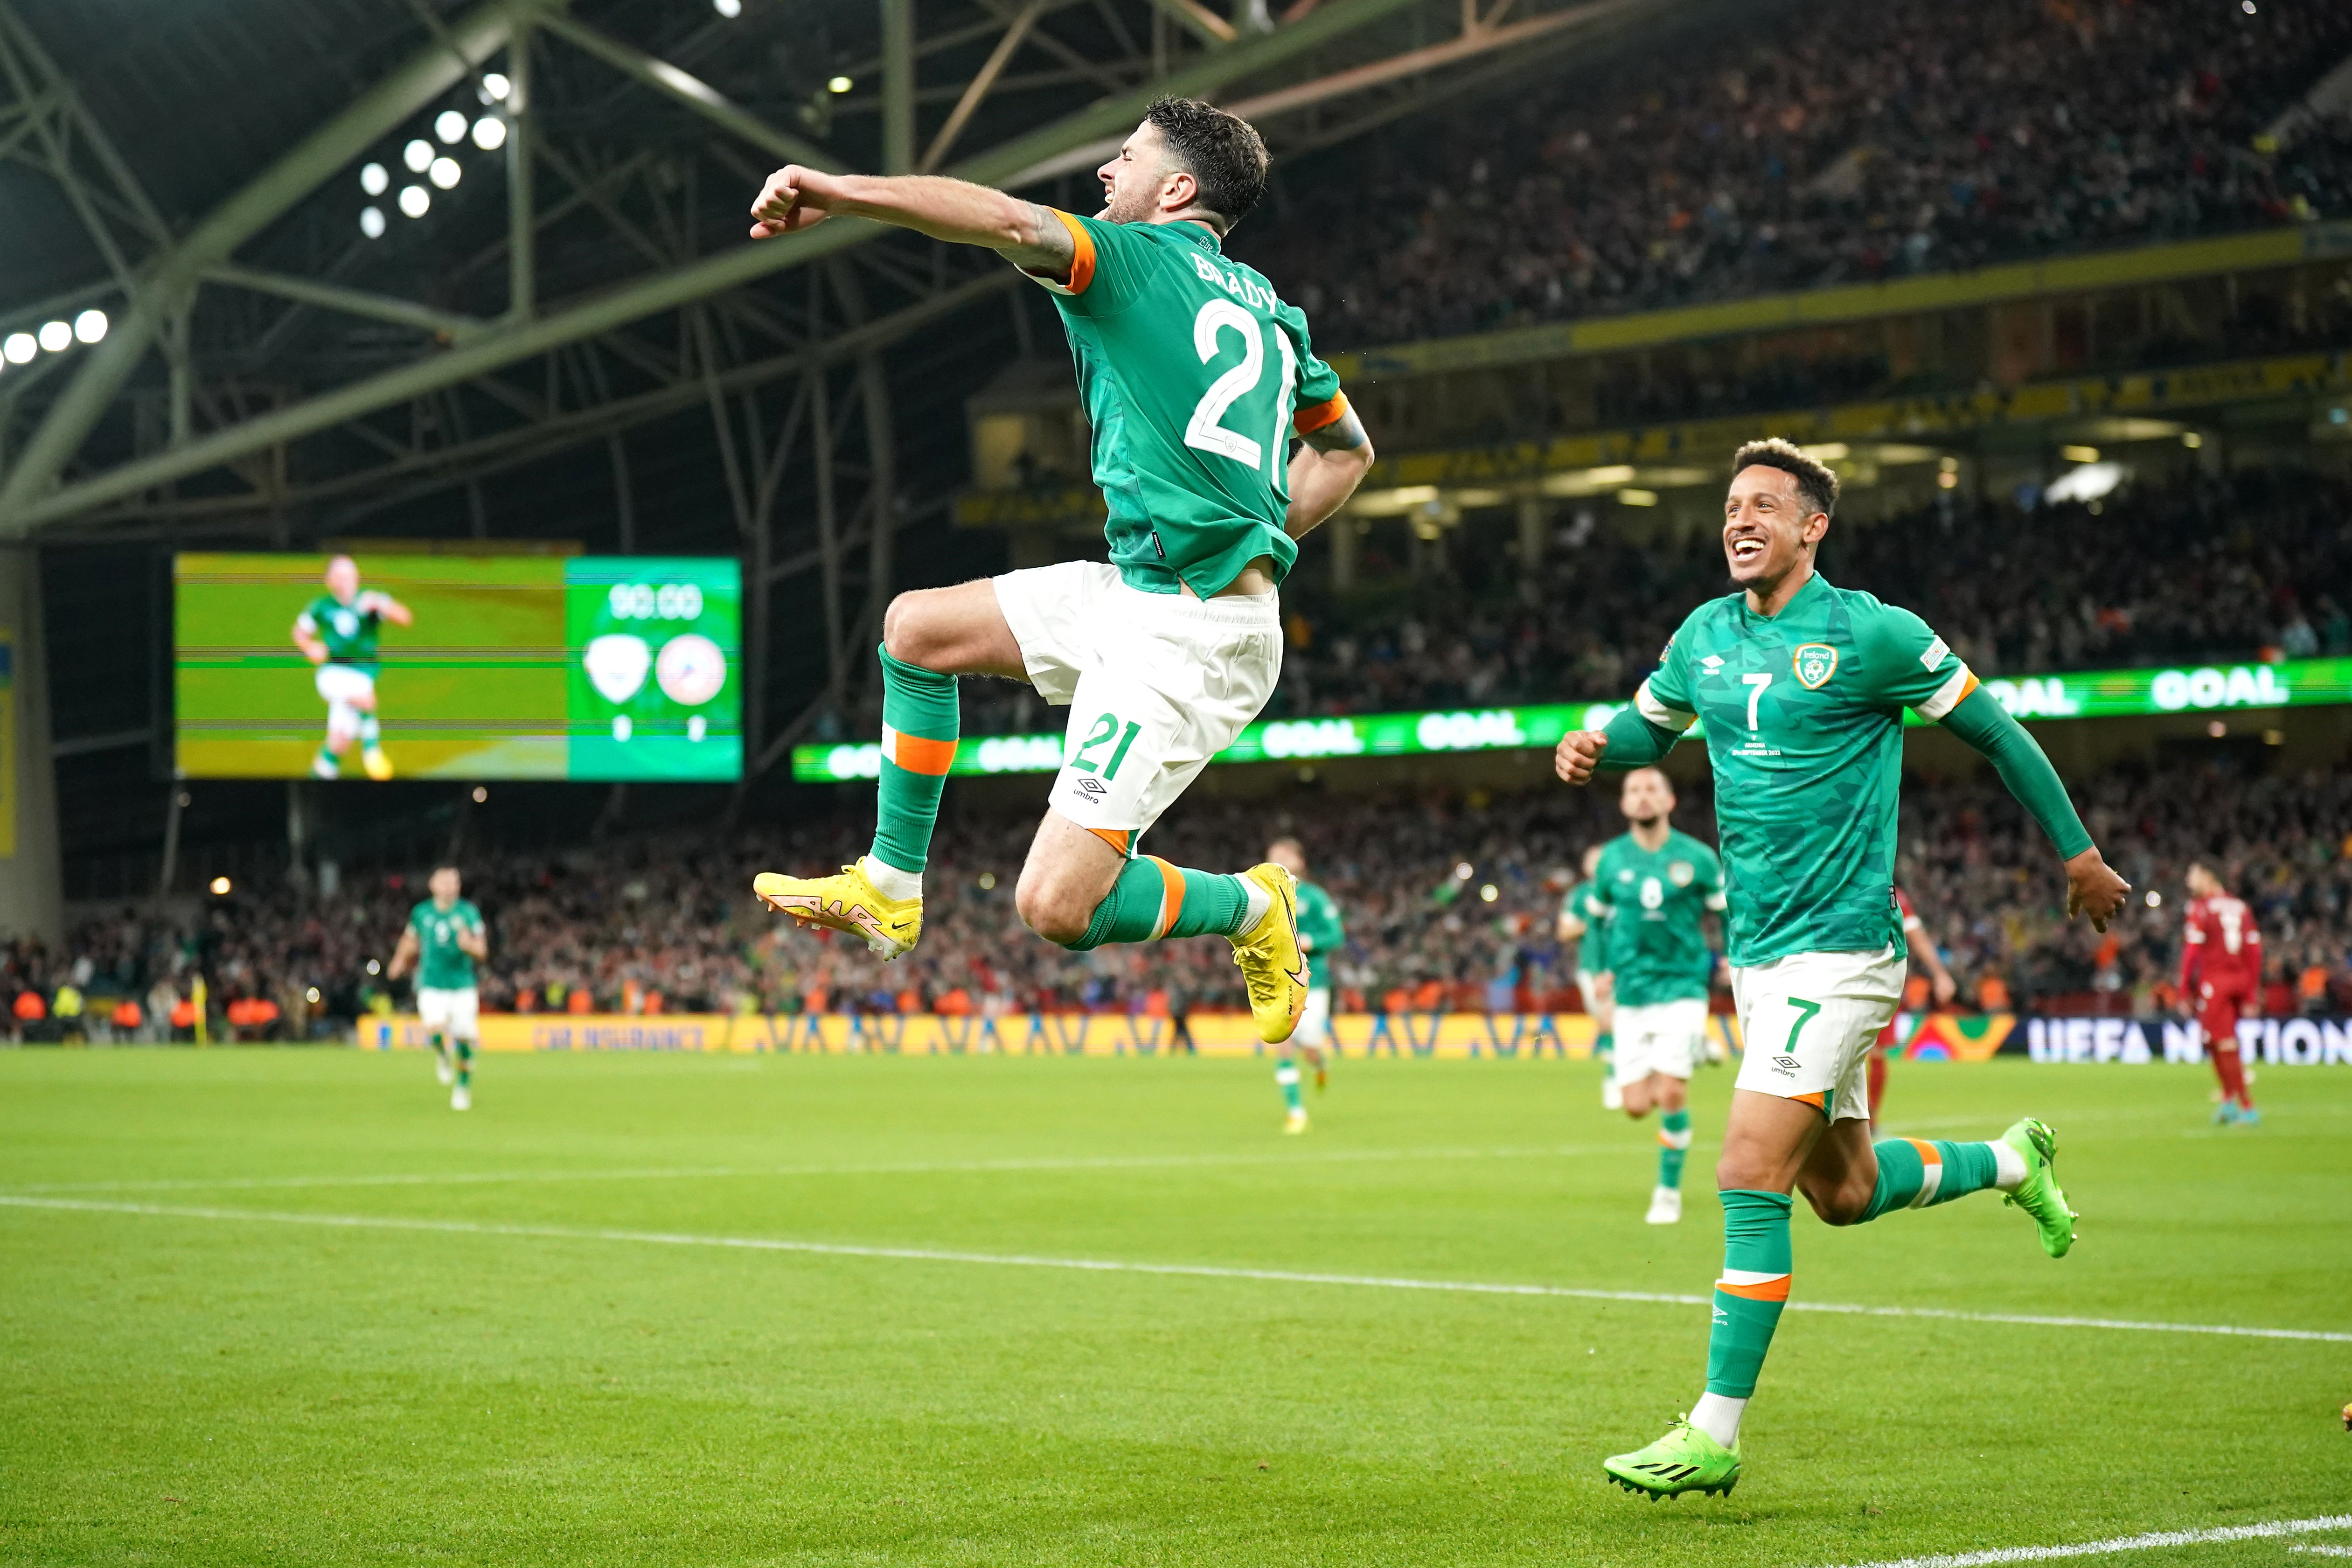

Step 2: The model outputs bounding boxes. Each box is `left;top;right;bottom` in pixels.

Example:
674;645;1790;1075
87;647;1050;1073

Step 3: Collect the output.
2;1049;2347;1566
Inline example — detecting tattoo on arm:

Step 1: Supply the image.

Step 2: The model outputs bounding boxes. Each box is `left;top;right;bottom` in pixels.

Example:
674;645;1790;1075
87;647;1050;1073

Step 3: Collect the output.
1303;406;1370;453
1001;201;1077;275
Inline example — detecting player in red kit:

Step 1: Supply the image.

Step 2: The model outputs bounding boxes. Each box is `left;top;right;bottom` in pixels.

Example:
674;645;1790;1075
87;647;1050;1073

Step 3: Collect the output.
1867;887;1956;1133
2179;862;2262;1126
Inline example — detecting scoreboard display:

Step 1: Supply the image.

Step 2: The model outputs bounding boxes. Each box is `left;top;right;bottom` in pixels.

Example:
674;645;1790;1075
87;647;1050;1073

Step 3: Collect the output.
174;553;741;781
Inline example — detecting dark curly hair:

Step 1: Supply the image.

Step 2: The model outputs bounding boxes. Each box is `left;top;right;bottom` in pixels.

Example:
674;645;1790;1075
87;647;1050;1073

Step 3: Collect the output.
1731;436;1839;519
1145;96;1269;230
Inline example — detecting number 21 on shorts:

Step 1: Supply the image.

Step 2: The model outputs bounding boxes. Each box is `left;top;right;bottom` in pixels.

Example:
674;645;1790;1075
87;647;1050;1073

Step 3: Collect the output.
1068;711;1142;780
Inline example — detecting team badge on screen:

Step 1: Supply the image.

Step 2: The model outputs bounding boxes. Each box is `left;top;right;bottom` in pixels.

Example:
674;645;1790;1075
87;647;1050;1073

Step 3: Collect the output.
1792;642;1839;689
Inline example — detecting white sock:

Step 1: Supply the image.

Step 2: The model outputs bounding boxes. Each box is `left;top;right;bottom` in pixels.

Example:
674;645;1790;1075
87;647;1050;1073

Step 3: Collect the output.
1235;874;1272;931
1690;1391;1746;1449
860;854;922;902
1988;1136;2028;1192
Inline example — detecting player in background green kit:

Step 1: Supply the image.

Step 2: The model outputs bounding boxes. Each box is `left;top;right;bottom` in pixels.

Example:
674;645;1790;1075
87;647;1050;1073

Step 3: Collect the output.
745;99;1375;1048
1556;845;1617;1108
1587;767;1725;1226
1268;837;1342;1132
291;555;411;781
1555;439;2129;1499
388;867;488;1111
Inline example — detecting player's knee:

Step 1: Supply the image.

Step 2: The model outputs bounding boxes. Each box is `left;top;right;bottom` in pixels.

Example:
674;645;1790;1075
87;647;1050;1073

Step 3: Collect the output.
880;590;953;670
1803;1176;1874;1227
1014;867;1094;947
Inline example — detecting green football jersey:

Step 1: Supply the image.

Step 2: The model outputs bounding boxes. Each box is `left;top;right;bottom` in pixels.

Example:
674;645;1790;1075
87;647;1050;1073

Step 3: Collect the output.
1560;879;1607;974
1590;829;1725;1007
408;898;484;990
297;592;385;672
1632;572;1978;966
1294;879;1344;991
1025;212;1346;599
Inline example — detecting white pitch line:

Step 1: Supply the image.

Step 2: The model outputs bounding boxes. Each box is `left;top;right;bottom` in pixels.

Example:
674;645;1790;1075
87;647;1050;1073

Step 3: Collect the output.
0;1141;1645;1196
5;1195;2347;1344
1827;1515;2352;1568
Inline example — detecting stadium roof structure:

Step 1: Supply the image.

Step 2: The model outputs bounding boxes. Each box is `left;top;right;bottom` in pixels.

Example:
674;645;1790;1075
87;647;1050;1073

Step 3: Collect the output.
0;0;1688;777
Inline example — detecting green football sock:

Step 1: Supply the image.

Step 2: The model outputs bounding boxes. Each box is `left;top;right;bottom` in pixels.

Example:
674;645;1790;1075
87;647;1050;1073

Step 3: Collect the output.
359;713;381;749
1657;1108;1692;1190
1276;1062;1303;1112
1856;1138;2003;1221
1066;856;1253;951
869;646;960;876
1596;1031;1614;1062
315;745;340;776
1704;1189;1792;1398
429;1031;447;1062
454;1038;472;1089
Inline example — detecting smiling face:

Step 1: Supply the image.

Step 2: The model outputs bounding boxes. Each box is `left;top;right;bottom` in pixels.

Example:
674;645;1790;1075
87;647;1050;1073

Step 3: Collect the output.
1723;464;1828;595
1620;767;1675;828
1096;121;1190;225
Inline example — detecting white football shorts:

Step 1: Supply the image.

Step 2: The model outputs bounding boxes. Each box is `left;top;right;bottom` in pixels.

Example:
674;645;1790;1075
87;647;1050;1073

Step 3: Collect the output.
1294;985;1333;1049
993;561;1282;843
417;985;480;1039
1612;997;1708;1083
1729;947;1904;1122
314;663;375;705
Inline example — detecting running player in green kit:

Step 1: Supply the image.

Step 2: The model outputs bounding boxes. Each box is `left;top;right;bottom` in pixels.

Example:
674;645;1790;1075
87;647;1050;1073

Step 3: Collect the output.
1554;439;2129;1498
388;867;488;1111
1268;837;1342;1131
292;555;412;781
1587;767;1724;1226
744;99;1375;1047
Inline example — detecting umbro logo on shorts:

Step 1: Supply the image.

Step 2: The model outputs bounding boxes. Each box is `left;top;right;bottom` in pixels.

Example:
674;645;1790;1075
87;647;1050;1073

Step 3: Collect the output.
1074;776;1107;799
1771;1054;1800;1076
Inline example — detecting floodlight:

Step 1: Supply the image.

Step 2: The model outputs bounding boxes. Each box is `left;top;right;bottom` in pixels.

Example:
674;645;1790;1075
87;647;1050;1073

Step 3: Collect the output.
72;309;107;343
361;161;389;195
480;72;510;102
398;185;431;218
2;333;33;363
828;75;852;93
714;0;742;15
471;116;507;151
37;320;70;352
360;206;387;238
435;110;467;144
429;156;461;190
403;138;434;172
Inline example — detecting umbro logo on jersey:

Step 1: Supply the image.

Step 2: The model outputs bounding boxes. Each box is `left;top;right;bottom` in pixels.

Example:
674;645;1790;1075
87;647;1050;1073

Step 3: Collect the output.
1699;655;1725;671
1792;642;1838;689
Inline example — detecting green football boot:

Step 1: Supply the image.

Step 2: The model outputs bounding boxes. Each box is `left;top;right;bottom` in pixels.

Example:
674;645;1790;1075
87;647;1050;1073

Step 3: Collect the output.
1602;1415;1741;1499
2000;1117;2078;1259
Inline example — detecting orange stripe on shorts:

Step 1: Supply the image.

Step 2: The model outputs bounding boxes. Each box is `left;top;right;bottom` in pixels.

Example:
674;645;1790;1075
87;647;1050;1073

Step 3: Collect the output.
1086;827;1132;857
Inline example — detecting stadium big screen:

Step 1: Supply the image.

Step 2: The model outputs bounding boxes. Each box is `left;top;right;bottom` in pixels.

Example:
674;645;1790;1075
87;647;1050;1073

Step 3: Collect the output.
174;553;742;781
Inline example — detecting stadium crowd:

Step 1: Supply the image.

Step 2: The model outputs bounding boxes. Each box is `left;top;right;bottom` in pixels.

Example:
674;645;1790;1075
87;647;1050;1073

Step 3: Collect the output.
947;469;2352;736
1241;0;2352;348
12;755;2352;1041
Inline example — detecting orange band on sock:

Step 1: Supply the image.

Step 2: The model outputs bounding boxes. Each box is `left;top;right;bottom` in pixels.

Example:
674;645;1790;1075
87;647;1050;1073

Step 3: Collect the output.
1146;856;1185;940
882;725;958;776
1716;1274;1791;1302
1904;1137;1942;1167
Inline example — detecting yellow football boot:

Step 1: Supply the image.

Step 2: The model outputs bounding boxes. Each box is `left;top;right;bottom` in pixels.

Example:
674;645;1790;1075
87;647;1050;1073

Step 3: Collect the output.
361;746;394;781
753;857;922;960
1227;862;1307;1045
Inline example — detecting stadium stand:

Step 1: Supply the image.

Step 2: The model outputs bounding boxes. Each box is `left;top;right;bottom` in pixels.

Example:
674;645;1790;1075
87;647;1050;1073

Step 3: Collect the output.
21;757;2352;1040
1241;0;2352;348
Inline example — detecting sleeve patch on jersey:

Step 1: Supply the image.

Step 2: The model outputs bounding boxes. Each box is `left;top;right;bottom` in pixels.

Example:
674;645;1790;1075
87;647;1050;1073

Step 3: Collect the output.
1921;635;1950;672
1016;209;1094;296
1634;678;1698;732
1914;664;1978;722
1294;392;1350;436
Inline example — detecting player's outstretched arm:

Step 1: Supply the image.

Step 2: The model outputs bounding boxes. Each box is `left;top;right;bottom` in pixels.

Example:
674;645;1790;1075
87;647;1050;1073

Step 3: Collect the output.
1938;684;2129;930
749;167;1074;272
1284;410;1374;541
1555;702;1683;786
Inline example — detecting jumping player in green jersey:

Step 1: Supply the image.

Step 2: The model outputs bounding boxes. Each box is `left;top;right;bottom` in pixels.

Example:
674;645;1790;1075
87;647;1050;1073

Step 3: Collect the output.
388;867;488;1110
1587;767;1725;1226
1555;438;2130;1499
1556;844;1619;1108
1268;837;1342;1131
745;98;1375;1048
292;555;412;782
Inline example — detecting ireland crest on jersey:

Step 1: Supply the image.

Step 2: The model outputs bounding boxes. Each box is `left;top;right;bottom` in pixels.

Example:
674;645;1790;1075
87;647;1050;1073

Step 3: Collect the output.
1792;642;1838;689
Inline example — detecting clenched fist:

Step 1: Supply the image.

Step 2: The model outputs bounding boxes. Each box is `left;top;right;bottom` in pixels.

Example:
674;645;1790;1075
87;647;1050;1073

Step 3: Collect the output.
1553;729;1609;786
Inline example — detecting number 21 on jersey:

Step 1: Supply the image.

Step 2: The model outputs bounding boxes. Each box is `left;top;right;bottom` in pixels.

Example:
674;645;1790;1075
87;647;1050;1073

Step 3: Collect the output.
1183;300;1298;484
